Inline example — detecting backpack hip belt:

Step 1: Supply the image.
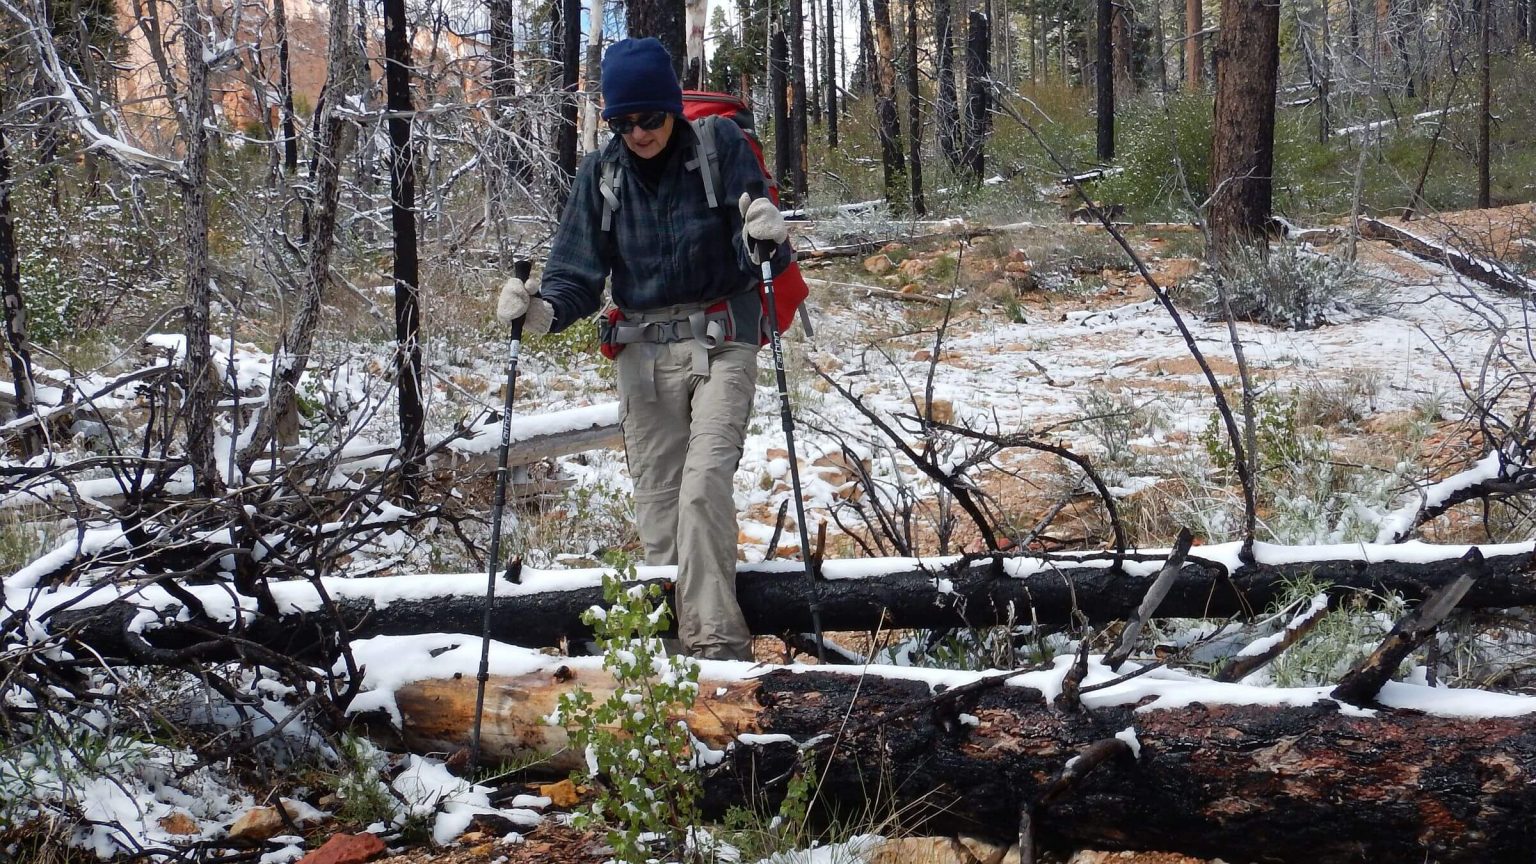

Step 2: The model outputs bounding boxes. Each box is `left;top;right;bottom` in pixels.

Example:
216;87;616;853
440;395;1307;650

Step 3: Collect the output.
604;301;739;401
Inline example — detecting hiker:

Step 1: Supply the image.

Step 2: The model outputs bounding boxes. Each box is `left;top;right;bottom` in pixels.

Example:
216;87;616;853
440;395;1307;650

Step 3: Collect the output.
496;36;792;662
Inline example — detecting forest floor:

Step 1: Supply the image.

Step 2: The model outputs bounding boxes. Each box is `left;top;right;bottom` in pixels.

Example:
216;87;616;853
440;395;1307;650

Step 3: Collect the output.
9;202;1534;864
302;201;1534;864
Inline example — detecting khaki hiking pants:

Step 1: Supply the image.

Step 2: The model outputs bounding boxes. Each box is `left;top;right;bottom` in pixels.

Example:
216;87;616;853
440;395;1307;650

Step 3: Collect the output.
618;339;758;661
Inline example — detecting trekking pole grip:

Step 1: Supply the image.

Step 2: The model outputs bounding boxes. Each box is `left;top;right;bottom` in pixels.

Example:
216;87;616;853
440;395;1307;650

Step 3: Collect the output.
509;259;533;339
755;238;778;267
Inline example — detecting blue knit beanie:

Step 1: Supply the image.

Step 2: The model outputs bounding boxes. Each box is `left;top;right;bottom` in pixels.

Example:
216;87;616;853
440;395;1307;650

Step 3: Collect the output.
600;37;683;120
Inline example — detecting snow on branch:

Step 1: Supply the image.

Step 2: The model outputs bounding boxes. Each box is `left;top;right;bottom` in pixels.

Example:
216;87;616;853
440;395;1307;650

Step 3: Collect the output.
0;0;184;175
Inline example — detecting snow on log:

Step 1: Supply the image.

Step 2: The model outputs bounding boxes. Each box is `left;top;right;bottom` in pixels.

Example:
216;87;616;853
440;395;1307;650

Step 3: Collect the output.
1360;217;1536;295
352;637;1536;863
0;403;621;512
35;541;1536;662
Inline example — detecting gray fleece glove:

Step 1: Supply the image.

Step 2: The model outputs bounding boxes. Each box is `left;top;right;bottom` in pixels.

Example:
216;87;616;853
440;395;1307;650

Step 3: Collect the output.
738;193;788;265
495;277;553;336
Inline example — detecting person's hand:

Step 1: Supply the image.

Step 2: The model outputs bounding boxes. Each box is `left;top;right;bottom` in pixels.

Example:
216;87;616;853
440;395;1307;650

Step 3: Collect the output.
495;277;554;336
738;193;787;264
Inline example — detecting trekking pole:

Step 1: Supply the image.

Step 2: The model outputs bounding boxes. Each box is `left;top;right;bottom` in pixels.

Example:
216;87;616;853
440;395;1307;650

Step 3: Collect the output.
471;258;532;772
755;231;826;663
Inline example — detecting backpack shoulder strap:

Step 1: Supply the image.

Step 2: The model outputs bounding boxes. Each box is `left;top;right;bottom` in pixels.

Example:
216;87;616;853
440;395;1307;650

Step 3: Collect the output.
599;157;622;233
688;116;724;210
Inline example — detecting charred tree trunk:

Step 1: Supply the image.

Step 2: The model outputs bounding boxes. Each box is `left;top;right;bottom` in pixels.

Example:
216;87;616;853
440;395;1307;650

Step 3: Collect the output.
487;0;533;189
826;0;839;146
381;661;1536;863
180;0;222;496
52;547;1536;662
788;0;810;206
1477;0;1491;208
0;121;42;459
961;10;992;182
905;0;925;216
1207;0;1280;258
935;0;961;168
858;0;876;95
627;0;686;77
557;0;580;190
771;27;793;198
809;0;821;121
1096;0;1115;159
272;0;298;173
384;0;426;499
871;0;906;213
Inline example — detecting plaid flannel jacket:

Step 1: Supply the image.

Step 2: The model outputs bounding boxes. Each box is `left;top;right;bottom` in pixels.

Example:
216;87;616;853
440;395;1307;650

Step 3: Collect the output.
538;117;791;333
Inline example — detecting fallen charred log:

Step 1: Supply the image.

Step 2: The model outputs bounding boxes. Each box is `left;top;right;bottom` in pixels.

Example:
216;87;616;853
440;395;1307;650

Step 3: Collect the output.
373;658;1536;864
43;542;1536;663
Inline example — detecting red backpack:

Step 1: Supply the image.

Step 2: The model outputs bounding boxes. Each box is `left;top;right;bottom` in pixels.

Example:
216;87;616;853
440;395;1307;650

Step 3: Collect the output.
598;91;811;342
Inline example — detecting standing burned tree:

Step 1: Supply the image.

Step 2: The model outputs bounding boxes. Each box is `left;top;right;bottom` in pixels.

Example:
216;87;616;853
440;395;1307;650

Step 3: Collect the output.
557;0;581;192
0;109;41;459
905;0;926;215
627;0;686;75
384;0;426;498
788;0;810;206
935;0;962;168
178;0;222;495
1208;0;1280;257
960;9;991;183
871;0;906;213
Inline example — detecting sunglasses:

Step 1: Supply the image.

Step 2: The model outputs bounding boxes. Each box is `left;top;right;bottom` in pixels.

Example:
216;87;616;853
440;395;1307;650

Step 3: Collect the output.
607;111;670;136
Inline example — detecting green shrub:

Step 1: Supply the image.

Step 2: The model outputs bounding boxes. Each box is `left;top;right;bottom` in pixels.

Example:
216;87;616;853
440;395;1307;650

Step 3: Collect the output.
556;567;705;864
1096;93;1214;217
332;734;396;827
1180;243;1388;330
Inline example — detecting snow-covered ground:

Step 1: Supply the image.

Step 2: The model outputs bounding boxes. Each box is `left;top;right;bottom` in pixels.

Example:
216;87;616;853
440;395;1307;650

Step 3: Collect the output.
3;220;1534;861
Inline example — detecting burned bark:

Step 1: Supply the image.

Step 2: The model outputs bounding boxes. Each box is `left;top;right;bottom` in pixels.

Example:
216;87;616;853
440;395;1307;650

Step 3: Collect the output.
179;0;222;496
48;545;1536;663
0;118;43;459
1207;0;1280;257
870;0;906;213
378;661;1536;863
1096;0;1115;160
960;11;992;182
1359;217;1536;294
904;0;925;216
384;0;426;498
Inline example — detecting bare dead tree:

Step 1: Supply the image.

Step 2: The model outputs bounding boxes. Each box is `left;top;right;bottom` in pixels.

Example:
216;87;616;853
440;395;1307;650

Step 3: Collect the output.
870;0;906;213
1096;0;1115;159
789;0;810;207
825;0;839;146
627;0;687;74
557;0;580;193
904;0;926;216
1477;0;1491;207
960;10;991;182
0;114;42;459
238;0;365;471
177;0;222;496
383;0;426;499
272;0;298;173
934;0;961;168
